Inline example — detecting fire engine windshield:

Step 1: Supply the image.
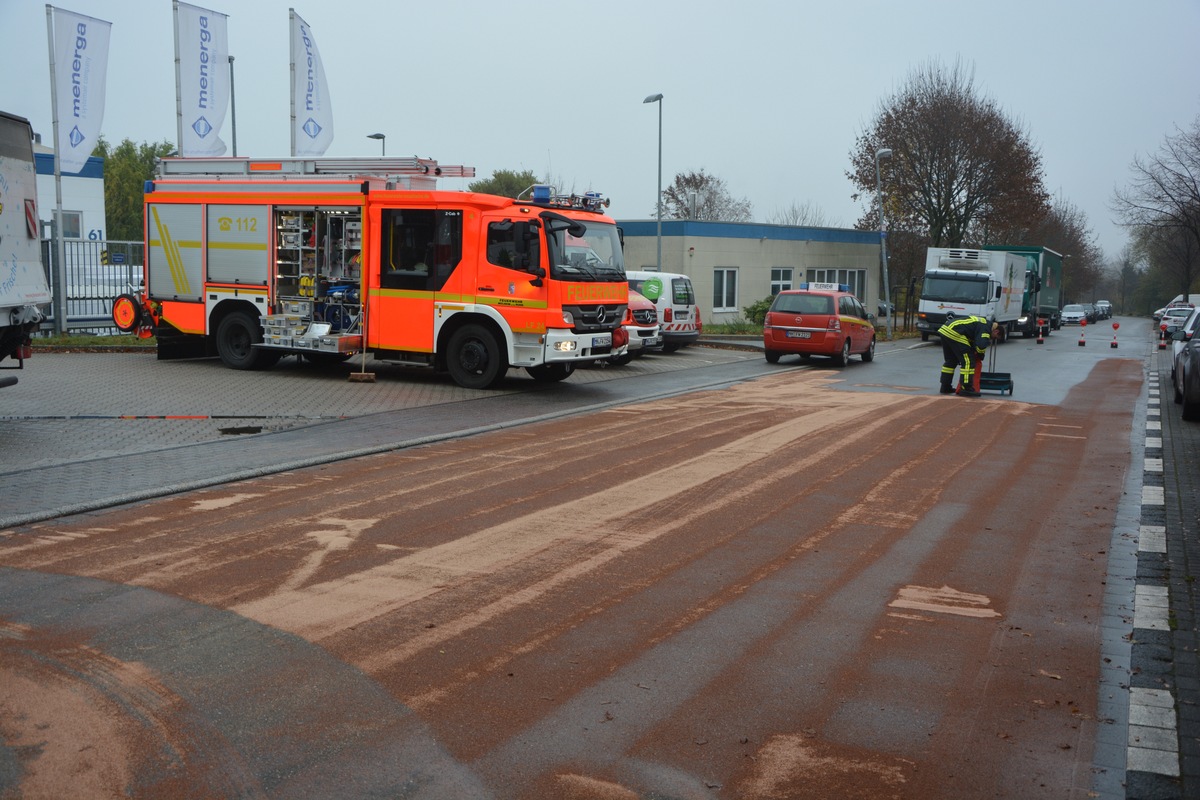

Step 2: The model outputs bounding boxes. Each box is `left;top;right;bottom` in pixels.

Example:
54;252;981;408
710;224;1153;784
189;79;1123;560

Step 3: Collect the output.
547;221;625;282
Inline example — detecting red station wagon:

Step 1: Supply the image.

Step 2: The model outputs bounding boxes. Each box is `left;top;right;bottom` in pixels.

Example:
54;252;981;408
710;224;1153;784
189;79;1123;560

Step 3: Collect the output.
763;283;876;366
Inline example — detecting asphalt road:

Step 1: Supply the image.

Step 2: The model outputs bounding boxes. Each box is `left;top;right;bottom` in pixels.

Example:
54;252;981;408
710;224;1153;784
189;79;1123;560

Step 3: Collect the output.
0;319;1176;798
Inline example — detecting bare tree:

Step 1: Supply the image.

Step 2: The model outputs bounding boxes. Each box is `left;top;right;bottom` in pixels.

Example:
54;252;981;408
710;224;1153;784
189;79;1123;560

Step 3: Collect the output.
767;201;836;227
658;169;752;222
1112;115;1200;299
847;57;1050;249
1135;224;1200;304
1029;195;1104;301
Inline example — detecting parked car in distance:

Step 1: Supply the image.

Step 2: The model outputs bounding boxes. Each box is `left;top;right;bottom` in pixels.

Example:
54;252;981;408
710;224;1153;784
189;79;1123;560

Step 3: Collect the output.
763;282;876;366
1161;306;1194;339
1172;318;1200;421
609;290;660;365
1061;304;1088;325
1095;300;1112;319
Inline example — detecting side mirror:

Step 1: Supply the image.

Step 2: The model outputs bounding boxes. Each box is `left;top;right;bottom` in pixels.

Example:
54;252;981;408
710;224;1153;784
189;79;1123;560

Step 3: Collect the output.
529;266;546;288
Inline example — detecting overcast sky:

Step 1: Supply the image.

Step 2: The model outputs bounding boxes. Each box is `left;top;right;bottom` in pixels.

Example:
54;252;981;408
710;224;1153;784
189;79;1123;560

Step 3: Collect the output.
2;0;1198;259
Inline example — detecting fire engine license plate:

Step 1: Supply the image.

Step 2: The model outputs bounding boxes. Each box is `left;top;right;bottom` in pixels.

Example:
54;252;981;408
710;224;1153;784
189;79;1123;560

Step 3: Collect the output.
786;331;811;339
592;334;612;348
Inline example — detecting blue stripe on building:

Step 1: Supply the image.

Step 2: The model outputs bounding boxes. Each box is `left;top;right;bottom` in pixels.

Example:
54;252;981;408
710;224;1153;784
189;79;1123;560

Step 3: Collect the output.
35;152;104;179
617;219;878;245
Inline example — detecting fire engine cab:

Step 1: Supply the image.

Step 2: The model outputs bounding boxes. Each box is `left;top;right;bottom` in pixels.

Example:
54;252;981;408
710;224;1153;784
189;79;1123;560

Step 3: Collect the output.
113;157;629;389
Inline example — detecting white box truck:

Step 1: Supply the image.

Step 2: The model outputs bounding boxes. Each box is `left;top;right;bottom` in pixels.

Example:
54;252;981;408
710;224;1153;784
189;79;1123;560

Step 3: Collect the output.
0;111;51;387
916;248;1025;342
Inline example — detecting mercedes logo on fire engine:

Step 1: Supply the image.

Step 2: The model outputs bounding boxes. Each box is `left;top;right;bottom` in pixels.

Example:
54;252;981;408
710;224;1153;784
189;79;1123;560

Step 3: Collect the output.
595;306;607;324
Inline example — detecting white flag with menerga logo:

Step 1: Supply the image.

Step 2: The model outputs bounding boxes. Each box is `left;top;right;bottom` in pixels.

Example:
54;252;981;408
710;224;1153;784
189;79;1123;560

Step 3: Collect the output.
289;9;334;156
175;1;229;157
48;6;111;175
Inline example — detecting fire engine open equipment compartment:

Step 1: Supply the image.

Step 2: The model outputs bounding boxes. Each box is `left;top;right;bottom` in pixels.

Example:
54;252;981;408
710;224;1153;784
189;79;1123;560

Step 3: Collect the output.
270;207;364;347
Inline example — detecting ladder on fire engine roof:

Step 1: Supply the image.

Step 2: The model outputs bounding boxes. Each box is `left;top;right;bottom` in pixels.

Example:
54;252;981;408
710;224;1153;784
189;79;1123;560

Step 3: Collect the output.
155;156;475;179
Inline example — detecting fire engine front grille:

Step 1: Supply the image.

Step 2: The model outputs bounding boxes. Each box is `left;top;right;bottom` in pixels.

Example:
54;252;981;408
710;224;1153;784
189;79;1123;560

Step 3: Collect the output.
566;304;626;333
632;308;657;326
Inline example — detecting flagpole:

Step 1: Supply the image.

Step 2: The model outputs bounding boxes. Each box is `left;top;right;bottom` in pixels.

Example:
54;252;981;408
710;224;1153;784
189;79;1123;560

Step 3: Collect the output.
172;0;183;153
229;55;237;156
45;4;67;334
288;8;296;157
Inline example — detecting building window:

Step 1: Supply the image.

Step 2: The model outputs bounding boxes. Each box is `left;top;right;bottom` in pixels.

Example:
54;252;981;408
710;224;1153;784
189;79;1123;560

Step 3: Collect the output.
770;267;793;295
807;268;865;299
59;211;82;239
713;267;738;312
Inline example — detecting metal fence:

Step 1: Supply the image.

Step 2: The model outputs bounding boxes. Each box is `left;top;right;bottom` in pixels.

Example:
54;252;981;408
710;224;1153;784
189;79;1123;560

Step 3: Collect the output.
38;238;144;334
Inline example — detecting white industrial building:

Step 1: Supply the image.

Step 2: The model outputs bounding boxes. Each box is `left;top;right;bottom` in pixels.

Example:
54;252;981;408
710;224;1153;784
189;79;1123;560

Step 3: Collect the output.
616;219;885;325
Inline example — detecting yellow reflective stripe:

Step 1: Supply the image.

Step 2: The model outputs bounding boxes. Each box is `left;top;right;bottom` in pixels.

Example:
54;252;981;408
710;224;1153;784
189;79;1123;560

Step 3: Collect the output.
150;205;192;296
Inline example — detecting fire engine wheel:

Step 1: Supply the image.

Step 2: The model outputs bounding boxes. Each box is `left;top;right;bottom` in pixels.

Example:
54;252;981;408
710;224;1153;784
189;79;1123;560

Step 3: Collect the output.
216;311;276;371
608;352;634;367
832;339;851;367
447;324;507;389
111;294;143;333
527;363;575;382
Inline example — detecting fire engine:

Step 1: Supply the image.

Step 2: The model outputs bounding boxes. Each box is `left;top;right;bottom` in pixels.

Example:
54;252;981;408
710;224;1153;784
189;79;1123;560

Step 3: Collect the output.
112;157;629;389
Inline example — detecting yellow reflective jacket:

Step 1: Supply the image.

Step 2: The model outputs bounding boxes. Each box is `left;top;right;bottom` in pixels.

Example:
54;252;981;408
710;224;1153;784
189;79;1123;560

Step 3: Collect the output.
938;315;991;352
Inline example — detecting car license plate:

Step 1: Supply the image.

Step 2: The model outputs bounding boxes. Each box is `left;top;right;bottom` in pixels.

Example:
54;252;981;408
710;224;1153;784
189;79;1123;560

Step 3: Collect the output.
592;334;612;348
786;331;811;339
645;335;661;347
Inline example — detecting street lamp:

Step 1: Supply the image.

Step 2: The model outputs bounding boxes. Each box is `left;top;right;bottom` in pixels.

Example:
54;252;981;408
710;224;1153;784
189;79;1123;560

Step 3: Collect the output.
643;93;663;272
367;132;386;156
228;55;237;156
874;147;893;340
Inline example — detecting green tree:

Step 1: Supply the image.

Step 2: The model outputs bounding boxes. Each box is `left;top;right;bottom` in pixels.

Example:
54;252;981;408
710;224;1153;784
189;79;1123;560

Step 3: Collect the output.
95;136;174;241
468;169;541;198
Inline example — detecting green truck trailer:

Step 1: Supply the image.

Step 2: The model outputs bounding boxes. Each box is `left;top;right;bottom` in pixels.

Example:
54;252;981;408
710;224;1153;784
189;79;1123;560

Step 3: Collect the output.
984;245;1063;338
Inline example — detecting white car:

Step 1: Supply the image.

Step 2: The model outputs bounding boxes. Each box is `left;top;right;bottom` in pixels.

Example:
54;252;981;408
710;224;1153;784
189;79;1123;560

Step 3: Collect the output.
1161;307;1195;339
1060;304;1088;325
1168;308;1200;362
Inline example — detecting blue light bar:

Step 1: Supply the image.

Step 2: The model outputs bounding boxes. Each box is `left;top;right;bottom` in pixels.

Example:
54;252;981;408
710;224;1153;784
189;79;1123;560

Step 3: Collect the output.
532;185;551;203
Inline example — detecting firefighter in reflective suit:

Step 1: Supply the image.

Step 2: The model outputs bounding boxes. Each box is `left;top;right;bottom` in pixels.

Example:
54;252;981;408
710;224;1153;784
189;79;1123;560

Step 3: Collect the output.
938;313;991;396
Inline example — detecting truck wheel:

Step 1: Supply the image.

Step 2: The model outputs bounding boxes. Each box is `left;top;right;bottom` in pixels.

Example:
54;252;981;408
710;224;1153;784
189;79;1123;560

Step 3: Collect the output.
833;339;850;367
447;323;507;389
216;311;274;370
920;332;929;342
527;363;574;382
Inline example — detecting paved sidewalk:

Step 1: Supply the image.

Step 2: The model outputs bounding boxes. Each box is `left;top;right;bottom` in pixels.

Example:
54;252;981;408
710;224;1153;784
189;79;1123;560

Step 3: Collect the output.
1122;345;1200;799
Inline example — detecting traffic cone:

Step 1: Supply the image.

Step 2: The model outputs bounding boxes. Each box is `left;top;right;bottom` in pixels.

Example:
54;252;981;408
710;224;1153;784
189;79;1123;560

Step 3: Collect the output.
1111;321;1119;349
1078;320;1086;347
